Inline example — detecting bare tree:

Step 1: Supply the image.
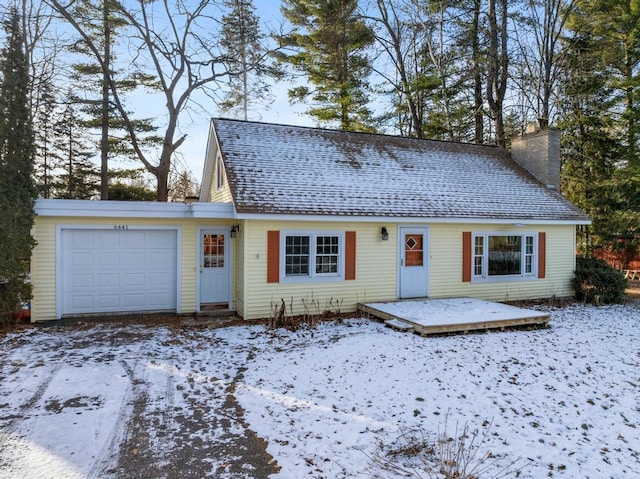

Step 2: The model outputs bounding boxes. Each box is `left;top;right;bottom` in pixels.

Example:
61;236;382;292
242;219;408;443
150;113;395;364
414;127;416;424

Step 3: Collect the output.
48;0;250;201
512;0;576;130
371;0;424;137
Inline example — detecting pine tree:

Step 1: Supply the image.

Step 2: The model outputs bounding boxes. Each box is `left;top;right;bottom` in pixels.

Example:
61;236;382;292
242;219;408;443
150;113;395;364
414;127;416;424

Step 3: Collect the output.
277;0;376;131
0;9;37;323
558;32;620;251
52;96;100;199
32;79;58;198
68;0;160;199
220;0;273;120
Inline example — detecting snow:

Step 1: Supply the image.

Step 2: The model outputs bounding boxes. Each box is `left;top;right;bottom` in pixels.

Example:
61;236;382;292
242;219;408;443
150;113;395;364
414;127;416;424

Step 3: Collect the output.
1;301;639;478
212;119;588;222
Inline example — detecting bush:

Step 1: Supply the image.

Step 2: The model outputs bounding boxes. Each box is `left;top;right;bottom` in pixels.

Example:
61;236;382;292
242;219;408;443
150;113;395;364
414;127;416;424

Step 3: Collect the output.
573;255;627;304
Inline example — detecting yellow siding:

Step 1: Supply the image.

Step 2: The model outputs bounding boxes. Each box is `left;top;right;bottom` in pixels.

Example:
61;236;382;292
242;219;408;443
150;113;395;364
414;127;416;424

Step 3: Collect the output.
209;158;233;203
32;214;578;323
233;220;246;317
242;220;397;320
31;220;57;322
210;183;233;203
428;223;576;301
241;221;578;320
30;216;235;322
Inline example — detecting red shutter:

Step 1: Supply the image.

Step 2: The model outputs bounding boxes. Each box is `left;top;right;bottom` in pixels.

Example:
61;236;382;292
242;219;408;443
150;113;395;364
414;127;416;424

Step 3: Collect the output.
462;231;472;282
345;231;356;280
538;232;546;279
267;231;280;283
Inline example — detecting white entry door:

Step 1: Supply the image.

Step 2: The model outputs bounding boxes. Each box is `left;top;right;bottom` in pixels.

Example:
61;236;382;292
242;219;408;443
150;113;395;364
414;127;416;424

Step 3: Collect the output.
398;227;429;298
200;229;230;304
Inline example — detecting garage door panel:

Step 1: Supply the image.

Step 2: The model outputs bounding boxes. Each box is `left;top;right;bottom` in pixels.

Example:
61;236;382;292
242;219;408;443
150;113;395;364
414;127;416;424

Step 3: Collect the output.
123;252;146;266
70;230;93;247
123;272;145;287
98;252;121;266
71;295;94;309
148;293;171;307
149;272;171;287
98;294;121;308
97;273;120;287
71;252;94;266
71;274;93;288
61;229;178;316
147;251;172;265
95;230;119;247
123;294;145;307
121;231;146;247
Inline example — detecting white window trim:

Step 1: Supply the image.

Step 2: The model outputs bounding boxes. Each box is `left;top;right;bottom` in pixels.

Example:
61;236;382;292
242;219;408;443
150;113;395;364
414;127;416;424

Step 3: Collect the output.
215;153;225;191
280;230;345;283
472;232;538;283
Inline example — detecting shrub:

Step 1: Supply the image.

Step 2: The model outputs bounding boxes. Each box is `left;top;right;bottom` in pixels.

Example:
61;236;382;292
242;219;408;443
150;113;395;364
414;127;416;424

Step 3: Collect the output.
368;418;527;478
573;255;627;305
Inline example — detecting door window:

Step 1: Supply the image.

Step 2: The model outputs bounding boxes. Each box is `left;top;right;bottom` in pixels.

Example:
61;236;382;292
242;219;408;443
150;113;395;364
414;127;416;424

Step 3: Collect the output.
405;234;424;266
203;234;224;268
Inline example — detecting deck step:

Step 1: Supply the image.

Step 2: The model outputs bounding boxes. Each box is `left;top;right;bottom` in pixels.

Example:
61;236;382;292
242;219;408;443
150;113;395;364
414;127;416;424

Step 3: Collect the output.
384;318;414;332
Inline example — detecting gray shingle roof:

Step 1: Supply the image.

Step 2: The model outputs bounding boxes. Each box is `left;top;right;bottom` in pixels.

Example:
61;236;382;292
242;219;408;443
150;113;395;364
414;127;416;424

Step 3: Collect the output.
212;118;589;222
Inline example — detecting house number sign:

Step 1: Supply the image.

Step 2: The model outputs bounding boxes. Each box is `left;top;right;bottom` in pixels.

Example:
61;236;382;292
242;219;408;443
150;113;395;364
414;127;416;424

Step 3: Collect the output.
113;225;129;230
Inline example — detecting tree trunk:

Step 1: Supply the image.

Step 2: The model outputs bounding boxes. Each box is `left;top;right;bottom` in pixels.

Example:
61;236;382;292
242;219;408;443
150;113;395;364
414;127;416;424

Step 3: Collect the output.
100;0;110;200
472;0;483;144
486;0;508;147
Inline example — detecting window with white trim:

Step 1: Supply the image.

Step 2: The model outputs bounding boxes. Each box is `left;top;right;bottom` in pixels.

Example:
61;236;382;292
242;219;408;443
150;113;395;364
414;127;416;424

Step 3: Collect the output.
215;154;225;190
281;231;344;282
473;233;537;280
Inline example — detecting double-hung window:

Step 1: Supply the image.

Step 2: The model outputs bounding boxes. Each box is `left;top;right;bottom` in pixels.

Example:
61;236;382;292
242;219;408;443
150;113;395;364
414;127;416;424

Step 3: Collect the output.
472;233;537;280
282;231;344;282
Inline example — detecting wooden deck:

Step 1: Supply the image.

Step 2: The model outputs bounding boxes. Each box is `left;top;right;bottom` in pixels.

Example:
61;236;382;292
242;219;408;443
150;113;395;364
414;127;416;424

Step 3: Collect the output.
358;298;550;336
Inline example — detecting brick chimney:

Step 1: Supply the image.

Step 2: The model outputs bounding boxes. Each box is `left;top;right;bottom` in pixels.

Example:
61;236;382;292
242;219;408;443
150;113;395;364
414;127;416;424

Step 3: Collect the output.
510;129;560;190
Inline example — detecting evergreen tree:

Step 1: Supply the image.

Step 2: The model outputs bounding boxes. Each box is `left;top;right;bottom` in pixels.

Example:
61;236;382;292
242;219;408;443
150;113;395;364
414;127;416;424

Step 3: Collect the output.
558;32;620;251
571;0;640;169
52;96;99;199
0;9;37;323
277;0;376;131
32;79;58;198
67;0;160;199
220;0;273;120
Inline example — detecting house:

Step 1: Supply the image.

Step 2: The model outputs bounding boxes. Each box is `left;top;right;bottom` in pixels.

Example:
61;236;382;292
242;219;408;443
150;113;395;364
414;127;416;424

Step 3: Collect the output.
29;120;590;322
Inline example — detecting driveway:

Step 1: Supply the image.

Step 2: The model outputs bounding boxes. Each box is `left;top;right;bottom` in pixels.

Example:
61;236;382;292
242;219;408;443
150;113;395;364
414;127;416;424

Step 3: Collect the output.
0;315;278;479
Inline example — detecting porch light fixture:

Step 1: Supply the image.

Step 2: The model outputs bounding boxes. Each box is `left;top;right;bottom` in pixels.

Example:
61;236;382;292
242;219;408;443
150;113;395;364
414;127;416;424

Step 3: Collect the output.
230;224;240;238
381;227;389;241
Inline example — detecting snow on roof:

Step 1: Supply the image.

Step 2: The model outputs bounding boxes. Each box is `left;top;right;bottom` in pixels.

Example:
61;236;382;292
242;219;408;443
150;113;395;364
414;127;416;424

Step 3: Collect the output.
211;118;589;222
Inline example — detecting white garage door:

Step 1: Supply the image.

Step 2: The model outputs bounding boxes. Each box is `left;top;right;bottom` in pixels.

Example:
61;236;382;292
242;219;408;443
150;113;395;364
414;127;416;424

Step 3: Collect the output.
60;228;178;316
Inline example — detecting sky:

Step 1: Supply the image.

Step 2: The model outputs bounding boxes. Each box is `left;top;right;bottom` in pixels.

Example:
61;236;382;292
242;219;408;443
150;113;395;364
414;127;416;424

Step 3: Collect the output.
175;0;315;184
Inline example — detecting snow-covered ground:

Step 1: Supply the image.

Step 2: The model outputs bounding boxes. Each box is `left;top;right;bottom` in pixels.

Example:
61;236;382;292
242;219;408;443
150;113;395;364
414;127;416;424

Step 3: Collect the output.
0;301;639;478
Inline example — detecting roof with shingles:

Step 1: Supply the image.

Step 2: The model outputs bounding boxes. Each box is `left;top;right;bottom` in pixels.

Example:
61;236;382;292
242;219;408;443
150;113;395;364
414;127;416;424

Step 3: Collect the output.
211;118;589;222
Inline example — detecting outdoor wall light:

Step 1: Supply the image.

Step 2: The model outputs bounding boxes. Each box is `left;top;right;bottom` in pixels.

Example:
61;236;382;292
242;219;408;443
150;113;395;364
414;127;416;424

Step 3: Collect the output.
381;227;389;241
230;224;240;238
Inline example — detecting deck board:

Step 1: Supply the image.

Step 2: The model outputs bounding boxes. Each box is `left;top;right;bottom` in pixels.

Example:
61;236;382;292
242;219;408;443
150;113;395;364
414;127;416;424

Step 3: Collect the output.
358;298;550;336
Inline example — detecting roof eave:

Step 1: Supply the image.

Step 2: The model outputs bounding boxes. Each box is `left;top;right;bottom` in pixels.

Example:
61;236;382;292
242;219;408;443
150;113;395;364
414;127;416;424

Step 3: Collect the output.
234;211;591;226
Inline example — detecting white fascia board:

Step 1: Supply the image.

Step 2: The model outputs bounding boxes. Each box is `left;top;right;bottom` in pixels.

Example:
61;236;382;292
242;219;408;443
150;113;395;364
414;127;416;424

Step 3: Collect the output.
35;199;235;220
234;212;591;226
190;201;235;218
199;120;218;202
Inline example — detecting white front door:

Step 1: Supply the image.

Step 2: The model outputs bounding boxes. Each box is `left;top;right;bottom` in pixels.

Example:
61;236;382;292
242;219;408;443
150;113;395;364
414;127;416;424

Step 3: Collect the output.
199;229;229;304
398;227;429;298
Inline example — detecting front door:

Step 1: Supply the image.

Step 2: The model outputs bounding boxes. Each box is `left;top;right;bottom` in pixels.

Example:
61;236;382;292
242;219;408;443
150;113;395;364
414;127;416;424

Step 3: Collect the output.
200;229;229;304
399;227;429;298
